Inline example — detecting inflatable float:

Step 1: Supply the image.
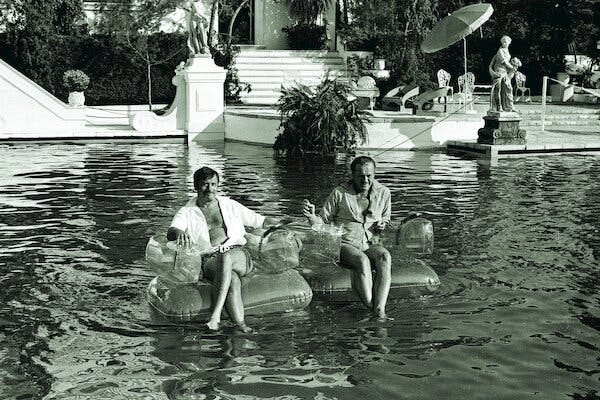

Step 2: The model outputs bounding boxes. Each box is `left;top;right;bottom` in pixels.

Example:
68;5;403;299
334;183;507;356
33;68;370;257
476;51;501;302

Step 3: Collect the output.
145;234;312;323
145;216;440;323
295;216;440;302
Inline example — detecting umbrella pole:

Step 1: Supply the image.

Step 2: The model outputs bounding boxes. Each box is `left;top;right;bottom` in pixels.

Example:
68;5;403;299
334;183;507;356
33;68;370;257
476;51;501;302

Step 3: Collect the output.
463;37;474;113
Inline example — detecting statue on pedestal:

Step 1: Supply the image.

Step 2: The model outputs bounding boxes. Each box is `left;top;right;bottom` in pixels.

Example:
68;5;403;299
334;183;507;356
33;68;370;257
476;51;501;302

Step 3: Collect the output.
184;0;212;56
488;35;517;113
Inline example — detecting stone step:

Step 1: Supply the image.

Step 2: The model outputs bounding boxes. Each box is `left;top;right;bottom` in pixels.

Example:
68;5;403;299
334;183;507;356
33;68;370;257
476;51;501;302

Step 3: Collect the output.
519;108;600;115
237;73;347;82
239;94;282;105
236;63;345;72
235;49;347;105
522;114;600;121
520;119;600;127
237;53;345;62
237;49;341;58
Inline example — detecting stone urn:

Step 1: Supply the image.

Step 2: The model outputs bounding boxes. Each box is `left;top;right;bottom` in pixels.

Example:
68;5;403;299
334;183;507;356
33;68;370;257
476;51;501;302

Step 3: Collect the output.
373;58;386;71
68;91;85;107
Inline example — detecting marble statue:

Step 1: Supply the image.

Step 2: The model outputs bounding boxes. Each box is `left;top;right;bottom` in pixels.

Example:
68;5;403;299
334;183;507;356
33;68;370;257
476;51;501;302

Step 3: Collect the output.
185;0;212;56
489;35;517;113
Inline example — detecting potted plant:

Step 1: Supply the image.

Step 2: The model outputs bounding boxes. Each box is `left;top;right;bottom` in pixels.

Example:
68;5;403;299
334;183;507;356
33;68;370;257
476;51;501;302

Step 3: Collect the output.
63;69;90;107
274;74;368;159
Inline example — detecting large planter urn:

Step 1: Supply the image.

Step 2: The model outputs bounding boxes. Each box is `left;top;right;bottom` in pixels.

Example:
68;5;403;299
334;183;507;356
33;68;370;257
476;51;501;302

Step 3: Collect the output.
68;91;85;107
373;58;386;71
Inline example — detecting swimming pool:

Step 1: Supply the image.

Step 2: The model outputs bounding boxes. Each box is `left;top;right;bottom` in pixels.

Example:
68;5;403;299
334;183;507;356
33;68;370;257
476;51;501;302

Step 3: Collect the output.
0;141;597;399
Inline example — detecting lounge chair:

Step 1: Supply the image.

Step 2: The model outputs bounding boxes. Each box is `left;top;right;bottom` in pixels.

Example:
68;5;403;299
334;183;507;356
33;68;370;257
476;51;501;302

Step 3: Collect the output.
381;83;420;111
411;87;452;114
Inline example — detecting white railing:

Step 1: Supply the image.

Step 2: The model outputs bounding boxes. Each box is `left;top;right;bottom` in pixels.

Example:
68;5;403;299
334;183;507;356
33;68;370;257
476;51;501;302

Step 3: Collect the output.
541;75;600;132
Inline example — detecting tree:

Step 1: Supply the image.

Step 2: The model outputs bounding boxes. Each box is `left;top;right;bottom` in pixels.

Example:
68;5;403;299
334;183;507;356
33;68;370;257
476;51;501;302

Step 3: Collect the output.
94;0;188;110
339;0;439;88
1;0;85;92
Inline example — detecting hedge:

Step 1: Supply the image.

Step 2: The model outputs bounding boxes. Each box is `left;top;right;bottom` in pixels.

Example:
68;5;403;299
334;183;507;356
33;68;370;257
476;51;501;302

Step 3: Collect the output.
0;32;187;106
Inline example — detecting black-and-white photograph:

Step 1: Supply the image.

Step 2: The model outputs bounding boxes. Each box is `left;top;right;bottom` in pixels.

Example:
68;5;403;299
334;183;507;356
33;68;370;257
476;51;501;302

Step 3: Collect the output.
0;1;598;399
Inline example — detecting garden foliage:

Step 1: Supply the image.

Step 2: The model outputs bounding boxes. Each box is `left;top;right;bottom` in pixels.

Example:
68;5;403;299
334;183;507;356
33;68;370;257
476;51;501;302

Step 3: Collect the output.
274;77;368;157
62;69;90;92
0;0;598;103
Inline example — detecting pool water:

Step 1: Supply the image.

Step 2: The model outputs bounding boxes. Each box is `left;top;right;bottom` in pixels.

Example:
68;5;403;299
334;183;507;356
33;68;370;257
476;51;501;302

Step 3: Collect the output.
0;142;598;399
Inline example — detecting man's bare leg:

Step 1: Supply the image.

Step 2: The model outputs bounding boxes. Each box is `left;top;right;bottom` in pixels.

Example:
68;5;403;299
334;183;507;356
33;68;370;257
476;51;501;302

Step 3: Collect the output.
340;244;373;309
366;246;392;319
206;249;248;330
225;273;252;333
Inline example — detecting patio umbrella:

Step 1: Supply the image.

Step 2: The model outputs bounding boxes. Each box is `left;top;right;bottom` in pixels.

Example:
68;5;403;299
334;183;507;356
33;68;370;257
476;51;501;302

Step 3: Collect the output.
421;3;494;82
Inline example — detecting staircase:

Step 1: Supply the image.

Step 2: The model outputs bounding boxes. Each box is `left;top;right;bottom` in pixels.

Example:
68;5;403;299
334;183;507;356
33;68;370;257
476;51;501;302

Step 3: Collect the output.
518;107;600;128
0;58;87;135
234;47;349;105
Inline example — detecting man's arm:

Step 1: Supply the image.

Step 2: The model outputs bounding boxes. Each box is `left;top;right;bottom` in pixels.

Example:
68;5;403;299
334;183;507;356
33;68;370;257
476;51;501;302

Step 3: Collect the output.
302;199;322;226
262;216;283;227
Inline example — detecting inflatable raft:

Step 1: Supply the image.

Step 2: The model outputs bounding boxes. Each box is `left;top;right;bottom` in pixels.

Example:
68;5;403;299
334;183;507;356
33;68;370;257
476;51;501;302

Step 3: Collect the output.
145;216;439;322
295;216;440;302
145;235;312;323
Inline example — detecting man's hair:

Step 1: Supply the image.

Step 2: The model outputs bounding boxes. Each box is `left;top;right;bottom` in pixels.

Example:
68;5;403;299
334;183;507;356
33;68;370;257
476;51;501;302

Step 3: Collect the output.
193;166;219;190
350;156;376;173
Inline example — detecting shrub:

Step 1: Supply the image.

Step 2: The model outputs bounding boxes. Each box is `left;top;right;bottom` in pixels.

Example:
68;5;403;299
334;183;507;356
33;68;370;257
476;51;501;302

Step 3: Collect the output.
274;76;368;158
212;42;251;103
282;23;328;50
62;69;89;92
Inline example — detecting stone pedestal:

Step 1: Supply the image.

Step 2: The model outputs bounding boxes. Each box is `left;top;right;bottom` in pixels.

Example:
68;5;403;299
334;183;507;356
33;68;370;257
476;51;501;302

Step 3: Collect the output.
477;111;527;145
183;55;227;141
130;55;226;138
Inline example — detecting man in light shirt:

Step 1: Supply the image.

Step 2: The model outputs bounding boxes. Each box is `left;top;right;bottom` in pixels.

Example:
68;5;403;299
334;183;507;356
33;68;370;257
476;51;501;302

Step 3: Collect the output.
168;166;279;332
302;156;392;319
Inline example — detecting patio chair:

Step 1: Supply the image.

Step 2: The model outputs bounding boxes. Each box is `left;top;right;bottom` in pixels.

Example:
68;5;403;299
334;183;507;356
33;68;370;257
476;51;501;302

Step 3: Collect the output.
456;72;475;108
437;69;453;100
381;83;420;111
351;76;380;111
514;71;531;103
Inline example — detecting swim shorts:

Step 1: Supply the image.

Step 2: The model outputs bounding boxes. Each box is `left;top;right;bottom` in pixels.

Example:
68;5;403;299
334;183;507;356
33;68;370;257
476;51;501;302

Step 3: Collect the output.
201;245;254;281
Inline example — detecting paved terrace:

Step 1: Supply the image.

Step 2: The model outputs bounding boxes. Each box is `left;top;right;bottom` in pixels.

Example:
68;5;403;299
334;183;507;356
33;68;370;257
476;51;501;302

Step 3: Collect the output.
439;96;600;161
0;97;598;153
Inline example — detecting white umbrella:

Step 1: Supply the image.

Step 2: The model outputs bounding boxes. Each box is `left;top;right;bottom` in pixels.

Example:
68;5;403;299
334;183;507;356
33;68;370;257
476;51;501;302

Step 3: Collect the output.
421;3;494;111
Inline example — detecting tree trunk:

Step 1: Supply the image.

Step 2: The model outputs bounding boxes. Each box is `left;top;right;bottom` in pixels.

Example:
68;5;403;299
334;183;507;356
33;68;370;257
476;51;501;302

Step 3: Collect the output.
208;0;219;49
147;52;152;111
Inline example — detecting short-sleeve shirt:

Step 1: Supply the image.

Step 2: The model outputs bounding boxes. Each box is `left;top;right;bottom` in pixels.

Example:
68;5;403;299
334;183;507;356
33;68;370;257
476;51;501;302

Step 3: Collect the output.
170;195;265;249
320;179;391;250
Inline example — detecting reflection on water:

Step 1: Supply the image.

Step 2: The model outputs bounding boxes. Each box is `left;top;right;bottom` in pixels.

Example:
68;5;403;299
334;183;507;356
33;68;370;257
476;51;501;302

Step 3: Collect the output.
0;142;598;399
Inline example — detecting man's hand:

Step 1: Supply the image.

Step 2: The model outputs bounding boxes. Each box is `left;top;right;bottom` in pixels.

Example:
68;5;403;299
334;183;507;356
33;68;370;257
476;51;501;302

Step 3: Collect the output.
216;244;231;253
302;199;321;226
302;199;316;217
173;228;193;248
373;221;387;232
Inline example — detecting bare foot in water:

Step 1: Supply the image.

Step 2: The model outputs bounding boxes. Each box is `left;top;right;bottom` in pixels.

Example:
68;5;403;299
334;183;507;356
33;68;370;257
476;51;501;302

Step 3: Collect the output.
237;323;253;333
206;318;220;331
373;309;394;322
